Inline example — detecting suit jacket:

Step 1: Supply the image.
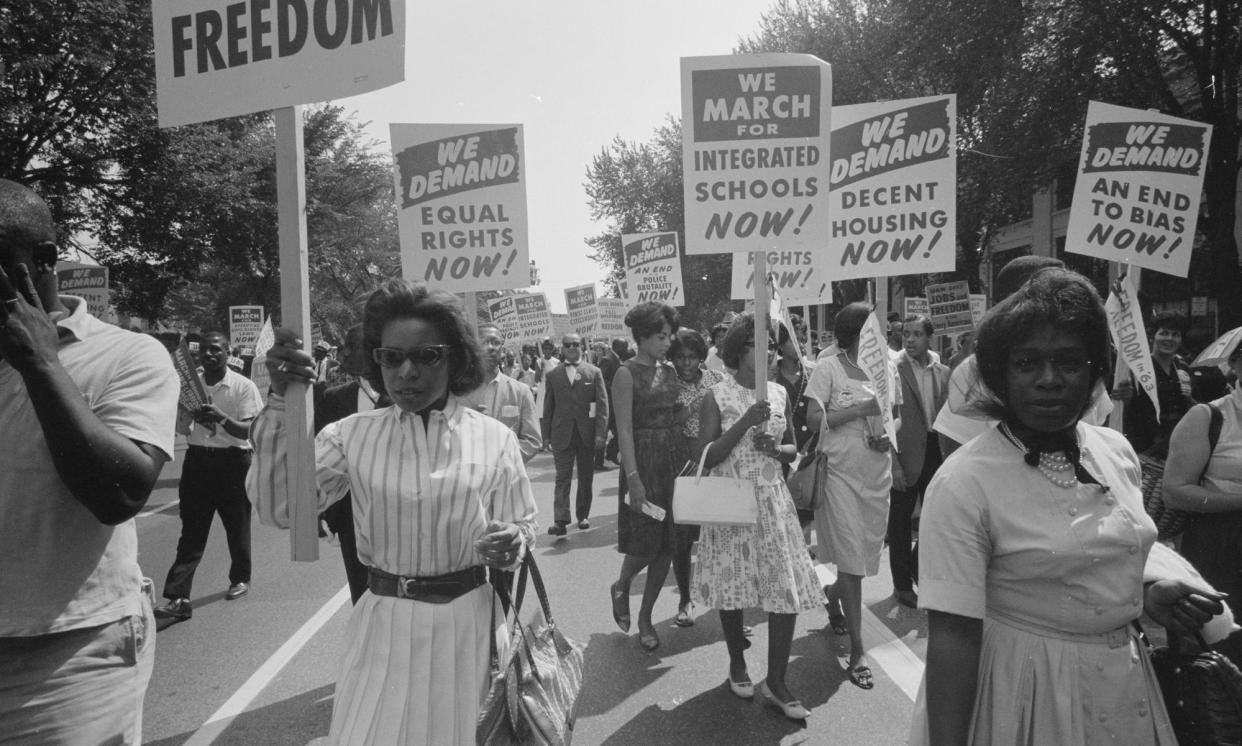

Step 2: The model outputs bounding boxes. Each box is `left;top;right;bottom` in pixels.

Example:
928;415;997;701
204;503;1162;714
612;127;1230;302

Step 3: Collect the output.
894;350;950;481
541;361;609;450
458;371;542;462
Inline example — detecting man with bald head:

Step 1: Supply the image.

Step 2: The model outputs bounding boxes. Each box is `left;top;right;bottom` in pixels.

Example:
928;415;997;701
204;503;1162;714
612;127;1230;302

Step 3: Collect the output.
0;179;179;742
542;332;609;535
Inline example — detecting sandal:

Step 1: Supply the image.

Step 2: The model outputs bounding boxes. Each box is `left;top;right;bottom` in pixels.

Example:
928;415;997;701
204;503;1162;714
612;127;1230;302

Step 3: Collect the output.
610;582;630;633
674;602;694;627
639;627;660;652
847;664;874;690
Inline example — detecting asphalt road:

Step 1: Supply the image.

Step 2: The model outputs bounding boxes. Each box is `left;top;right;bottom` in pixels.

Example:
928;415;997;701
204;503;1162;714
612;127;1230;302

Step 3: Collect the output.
138;440;926;745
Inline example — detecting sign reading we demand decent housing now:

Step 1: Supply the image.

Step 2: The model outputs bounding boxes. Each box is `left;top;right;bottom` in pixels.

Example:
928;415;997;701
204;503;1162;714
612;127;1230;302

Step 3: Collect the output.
1066;101;1212;278
391;124;530;293
681;54;832;257
152;0;405;127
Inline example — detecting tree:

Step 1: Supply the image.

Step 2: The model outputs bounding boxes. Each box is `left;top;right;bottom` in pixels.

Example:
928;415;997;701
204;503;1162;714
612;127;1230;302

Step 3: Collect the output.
584;117;736;331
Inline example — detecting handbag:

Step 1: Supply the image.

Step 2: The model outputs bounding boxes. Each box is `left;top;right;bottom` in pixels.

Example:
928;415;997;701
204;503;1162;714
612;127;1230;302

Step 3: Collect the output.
785;450;824;512
478;553;584;746
673;447;758;526
1141;403;1222;541
1139;624;1242;746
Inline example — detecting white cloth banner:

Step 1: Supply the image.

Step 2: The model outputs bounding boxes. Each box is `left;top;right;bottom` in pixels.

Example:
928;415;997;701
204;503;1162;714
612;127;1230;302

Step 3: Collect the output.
858;312;898;449
1105;271;1159;422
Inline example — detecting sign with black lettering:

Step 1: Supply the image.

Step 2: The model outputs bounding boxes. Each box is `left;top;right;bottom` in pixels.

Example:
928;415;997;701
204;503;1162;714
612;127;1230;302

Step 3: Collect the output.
229;305;264;352
680;54;832;255
57;262;111;319
1066;101;1211;278
488;292;552;349
730;250;833;304
621;232;684;305
152;0;405;127
565;284;599;336
597;298;628;338
391;124;530;292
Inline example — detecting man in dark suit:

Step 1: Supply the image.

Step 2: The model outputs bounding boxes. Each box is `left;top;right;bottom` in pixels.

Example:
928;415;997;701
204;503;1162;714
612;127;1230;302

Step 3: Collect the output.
314;325;383;604
542;333;609;535
594;338;621;469
890;314;950;608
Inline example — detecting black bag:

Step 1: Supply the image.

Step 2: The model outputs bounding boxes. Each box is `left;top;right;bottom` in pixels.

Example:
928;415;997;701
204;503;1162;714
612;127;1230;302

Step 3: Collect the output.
1145;627;1242;746
1141;403;1222;540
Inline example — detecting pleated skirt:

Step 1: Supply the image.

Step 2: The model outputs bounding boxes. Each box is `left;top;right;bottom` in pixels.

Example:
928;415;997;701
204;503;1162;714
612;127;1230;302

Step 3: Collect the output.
328;584;494;746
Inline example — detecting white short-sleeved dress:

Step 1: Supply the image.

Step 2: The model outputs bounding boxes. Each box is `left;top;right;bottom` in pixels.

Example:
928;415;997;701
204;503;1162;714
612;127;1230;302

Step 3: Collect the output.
908;422;1176;746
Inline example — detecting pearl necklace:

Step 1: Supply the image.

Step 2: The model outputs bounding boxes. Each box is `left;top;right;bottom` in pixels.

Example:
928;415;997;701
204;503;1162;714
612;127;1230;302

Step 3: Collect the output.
999;423;1078;489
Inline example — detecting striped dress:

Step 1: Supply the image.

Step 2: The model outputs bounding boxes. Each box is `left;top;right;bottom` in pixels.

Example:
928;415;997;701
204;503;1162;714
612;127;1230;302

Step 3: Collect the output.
249;395;537;745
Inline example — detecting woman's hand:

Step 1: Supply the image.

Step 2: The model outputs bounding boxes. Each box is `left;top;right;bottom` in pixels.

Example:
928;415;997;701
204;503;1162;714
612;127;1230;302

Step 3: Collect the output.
1144;579;1227;637
739;400;772;429
752;429;780;458
857;394;882;417
475;520;524;569
626;475;647;513
264;328;316;396
866;434;892;453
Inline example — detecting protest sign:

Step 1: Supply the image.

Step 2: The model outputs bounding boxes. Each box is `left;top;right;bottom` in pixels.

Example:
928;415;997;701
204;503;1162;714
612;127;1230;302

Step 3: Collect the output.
618;278;630;302
391;124;529;293
904;297;929;319
622;232;685;304
680;54;832;255
969;294;986;326
57;262;110;319
171;337;210;414
857;312;897;448
1105;272;1159;421
565;284;600;336
229;305;264;355
1065;101;1211;278
552;313;572;339
152;0;405;128
488;292;553;349
730;249;834;304
598;298;628;338
826;95;956;281
250;317;274;397
926;280;973;335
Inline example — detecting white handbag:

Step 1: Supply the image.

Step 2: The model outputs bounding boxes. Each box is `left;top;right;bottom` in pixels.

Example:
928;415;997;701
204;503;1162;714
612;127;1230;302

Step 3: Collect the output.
672;447;758;526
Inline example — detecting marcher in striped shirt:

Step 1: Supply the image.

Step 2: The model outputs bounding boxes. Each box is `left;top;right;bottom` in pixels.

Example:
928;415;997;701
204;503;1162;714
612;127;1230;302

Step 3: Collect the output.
248;280;537;746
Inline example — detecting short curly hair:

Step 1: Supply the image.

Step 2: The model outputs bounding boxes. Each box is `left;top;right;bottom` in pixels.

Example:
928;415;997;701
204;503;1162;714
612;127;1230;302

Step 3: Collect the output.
719;312;776;370
975;267;1108;415
360;280;486;398
624;301;679;342
668;328;709;362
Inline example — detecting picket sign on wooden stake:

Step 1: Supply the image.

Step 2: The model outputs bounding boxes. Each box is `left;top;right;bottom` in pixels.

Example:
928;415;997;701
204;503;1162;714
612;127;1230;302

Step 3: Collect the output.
753;251;768;402
275;106;318;562
875;277;889;332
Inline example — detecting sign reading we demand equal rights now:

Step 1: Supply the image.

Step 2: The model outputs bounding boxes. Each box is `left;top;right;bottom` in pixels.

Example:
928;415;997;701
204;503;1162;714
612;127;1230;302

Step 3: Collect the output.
681;54;832;256
152;0;405;127
621;232;685;304
391;124;530;293
1066;101;1211;278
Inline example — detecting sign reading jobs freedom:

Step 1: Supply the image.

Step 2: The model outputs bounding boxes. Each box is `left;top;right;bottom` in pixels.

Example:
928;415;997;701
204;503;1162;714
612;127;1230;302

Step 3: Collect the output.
621;232;685;304
681;54;832;255
391;124;530;293
1066;101;1211;278
152;0;405;127
828;95;956;280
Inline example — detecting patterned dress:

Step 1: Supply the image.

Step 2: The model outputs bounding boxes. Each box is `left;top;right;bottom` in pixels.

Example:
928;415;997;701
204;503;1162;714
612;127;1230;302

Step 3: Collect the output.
617;359;682;556
692;377;822;613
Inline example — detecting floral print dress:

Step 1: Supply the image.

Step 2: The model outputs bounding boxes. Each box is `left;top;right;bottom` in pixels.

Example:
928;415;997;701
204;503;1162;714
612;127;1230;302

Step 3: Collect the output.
691;376;822;613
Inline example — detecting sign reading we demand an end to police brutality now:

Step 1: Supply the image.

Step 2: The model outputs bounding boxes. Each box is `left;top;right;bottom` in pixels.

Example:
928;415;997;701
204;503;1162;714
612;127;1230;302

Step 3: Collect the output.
152;0;405;127
828;95;956;281
391;124;530;293
681;54;832;255
621;232;685;304
1066;101;1211;278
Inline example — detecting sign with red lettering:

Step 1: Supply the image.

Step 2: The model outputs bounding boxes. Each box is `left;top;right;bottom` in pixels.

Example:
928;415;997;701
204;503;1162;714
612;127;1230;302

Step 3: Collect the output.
1066;101;1211;278
152;0;405;128
621;232;684;305
680;54;832;255
390;124;530;292
826;96;956;281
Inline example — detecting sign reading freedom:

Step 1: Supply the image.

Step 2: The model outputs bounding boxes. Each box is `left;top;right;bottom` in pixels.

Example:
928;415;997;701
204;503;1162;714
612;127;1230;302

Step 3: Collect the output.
152;0;405;127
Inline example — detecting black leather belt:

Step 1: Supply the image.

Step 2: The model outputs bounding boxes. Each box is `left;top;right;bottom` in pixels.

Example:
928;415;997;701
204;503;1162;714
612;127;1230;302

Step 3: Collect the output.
187;445;251;456
366;566;488;603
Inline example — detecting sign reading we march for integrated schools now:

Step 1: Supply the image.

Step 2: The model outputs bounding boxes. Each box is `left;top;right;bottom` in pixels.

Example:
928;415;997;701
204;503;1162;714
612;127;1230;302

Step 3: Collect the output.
622;232;684;304
827;95;956;281
565;284;600;336
229;305;264;354
151;0;405;127
1066;101;1211;278
681;54;832;255
487;292;553;348
391;124;530;293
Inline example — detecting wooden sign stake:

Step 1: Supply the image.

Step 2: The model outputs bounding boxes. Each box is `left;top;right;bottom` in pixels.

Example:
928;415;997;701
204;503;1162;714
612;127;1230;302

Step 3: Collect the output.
753;250;769;402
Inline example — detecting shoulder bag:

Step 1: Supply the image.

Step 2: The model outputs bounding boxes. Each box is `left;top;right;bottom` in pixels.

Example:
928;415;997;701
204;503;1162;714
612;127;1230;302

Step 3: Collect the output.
673;447;758;526
478;553;584;746
1143;402;1222;540
1137;623;1242;746
785;447;823;512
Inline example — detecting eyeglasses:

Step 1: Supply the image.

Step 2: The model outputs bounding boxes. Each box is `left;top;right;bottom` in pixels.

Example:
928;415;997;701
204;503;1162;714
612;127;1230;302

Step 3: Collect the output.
562;341;581;348
372;345;452;369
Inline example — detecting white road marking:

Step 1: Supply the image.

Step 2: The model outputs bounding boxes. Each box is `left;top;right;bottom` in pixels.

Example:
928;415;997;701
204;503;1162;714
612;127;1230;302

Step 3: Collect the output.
860;604;924;701
138;500;179;518
183;585;350;746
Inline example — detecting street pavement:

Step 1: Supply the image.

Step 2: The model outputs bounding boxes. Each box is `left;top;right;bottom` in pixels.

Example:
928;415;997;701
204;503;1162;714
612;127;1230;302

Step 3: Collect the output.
138;439;925;745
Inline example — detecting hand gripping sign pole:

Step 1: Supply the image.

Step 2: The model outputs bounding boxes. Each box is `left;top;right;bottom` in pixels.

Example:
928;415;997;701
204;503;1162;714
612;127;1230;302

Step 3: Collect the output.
275;106;318;562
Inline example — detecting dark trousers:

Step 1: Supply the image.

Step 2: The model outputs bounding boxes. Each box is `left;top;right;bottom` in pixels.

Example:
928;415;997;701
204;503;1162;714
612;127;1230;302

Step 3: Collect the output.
553;428;595;524
888;438;941;593
322;496;369;604
163;447;252;600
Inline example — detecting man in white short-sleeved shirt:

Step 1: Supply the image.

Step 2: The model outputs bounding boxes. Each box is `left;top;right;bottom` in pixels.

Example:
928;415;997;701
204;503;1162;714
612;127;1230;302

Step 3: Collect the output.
0;179;179;743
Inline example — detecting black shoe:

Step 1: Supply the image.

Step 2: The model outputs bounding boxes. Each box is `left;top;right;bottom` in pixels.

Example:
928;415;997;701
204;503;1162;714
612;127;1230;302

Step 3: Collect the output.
155;598;192;620
226;582;249;600
577;519;590;530
594;462;612;472
548;523;567;536
894;589;918;608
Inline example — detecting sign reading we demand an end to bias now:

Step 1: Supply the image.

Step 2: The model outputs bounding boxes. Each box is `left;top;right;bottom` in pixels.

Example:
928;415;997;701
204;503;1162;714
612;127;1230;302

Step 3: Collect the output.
391;124;530;293
1066;101;1212;278
621;232;685;304
828;95;956;281
151;0;405;127
681;54;832;255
